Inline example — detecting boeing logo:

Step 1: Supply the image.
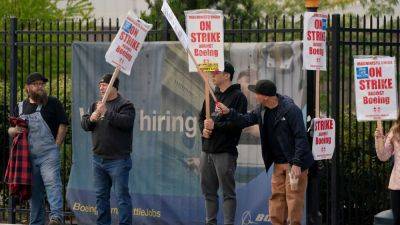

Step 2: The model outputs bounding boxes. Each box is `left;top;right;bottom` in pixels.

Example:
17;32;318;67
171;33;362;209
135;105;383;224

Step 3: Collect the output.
241;210;271;225
241;211;257;225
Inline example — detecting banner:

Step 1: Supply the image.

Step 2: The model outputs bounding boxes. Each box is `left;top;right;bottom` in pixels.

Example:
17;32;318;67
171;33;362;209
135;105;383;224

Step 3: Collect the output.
312;118;335;160
161;0;190;50
302;12;328;71
185;9;224;72
354;56;398;121
105;11;152;75
68;41;306;225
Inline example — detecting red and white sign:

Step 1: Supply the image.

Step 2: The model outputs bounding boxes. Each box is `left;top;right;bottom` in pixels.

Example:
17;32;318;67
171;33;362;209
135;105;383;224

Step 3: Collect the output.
312;118;335;160
354;56;398;121
185;9;224;72
105;11;152;75
303;12;328;71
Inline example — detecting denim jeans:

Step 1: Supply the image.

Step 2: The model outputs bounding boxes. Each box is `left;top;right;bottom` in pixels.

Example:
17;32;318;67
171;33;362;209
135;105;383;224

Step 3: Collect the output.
29;148;63;225
93;155;132;225
18;102;63;225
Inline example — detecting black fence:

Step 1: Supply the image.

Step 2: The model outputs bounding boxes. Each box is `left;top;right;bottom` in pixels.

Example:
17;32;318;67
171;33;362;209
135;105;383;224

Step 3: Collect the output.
0;14;399;225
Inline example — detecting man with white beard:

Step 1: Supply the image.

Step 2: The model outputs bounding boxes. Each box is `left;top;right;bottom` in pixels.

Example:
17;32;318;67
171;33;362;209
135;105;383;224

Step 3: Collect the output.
8;72;68;225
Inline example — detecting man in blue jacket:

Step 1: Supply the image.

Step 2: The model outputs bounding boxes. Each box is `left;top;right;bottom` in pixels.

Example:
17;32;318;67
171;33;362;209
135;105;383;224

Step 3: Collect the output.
207;79;314;225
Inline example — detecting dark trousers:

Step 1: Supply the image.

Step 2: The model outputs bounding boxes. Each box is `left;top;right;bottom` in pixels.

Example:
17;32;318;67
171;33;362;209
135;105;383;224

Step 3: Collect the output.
391;190;400;225
200;152;237;225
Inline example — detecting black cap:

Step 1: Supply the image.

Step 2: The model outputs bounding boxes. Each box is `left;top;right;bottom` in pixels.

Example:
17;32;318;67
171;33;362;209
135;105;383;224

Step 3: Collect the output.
248;79;277;96
26;72;48;84
99;74;119;90
223;61;235;79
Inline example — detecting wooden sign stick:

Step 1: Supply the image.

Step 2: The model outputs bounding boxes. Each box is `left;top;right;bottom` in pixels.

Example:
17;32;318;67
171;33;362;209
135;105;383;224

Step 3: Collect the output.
187;50;217;119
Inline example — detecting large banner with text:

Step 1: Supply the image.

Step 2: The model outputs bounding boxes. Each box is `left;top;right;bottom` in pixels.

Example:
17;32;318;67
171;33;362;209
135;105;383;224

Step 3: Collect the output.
68;41;306;225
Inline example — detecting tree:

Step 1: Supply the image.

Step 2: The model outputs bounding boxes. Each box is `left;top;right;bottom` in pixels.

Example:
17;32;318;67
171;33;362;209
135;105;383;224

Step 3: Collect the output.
60;0;94;19
141;0;264;25
0;0;93;20
257;0;357;16
141;0;399;24
359;0;399;16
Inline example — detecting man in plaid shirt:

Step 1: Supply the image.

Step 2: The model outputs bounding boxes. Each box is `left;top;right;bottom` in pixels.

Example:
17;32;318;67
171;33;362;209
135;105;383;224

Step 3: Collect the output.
8;72;68;225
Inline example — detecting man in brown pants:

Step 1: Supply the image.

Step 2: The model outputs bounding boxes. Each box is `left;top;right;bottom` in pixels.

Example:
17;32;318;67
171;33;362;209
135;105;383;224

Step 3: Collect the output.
207;80;314;225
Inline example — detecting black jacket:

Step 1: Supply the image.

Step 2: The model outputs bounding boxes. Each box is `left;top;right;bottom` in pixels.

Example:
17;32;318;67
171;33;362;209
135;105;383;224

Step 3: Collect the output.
81;94;135;159
228;94;314;171
199;84;247;155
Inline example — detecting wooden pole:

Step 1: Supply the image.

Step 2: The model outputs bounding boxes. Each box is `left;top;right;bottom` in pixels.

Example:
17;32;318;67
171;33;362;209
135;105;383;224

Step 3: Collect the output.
188;50;217;102
187;50;217;119
101;67;120;103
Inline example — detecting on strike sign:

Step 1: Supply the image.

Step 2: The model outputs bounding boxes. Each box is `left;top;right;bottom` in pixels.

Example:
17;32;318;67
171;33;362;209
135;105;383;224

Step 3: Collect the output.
185;9;224;72
312;118;335;160
354;56;398;121
303;12;328;71
105;11;152;75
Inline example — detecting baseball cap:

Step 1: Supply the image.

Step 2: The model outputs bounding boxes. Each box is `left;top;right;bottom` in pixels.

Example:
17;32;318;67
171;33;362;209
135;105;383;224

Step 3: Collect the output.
248;79;277;96
26;72;48;84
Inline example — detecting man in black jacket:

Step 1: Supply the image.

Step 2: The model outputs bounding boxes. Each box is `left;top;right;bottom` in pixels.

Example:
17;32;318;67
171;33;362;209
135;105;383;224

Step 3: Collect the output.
81;74;135;225
198;61;247;225
208;80;314;225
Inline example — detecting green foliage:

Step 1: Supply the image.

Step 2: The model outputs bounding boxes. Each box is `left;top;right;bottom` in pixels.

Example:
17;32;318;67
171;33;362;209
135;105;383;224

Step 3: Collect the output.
0;0;61;20
0;80;8;174
141;0;399;24
360;0;399;16
0;0;93;20
62;0;94;19
256;0;399;16
141;0;264;24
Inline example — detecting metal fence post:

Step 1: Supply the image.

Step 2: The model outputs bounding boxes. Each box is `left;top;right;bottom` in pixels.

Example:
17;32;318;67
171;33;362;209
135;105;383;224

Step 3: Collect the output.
162;17;170;41
9;18;17;115
330;14;341;225
8;16;18;224
305;2;322;225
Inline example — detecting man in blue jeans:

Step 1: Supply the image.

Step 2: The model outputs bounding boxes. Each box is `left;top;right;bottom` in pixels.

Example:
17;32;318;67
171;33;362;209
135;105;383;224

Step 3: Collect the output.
81;74;135;225
9;72;68;225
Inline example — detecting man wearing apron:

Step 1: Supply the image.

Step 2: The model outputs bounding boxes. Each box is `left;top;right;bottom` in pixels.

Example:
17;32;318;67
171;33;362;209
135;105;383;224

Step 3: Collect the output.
8;72;68;225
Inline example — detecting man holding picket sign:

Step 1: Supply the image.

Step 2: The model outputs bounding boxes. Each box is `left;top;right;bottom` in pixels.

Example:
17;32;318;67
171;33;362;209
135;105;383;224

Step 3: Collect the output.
81;11;152;225
162;2;247;224
198;61;247;225
184;8;247;225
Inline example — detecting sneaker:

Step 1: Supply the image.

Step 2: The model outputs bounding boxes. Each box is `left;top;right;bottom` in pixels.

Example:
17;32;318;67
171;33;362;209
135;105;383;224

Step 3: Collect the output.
48;218;63;225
